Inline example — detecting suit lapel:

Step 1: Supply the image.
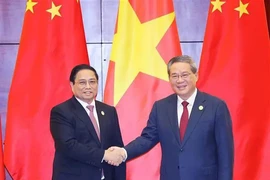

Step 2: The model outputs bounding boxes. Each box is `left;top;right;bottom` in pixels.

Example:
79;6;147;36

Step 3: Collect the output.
167;94;181;147
181;91;206;147
71;97;101;145
95;101;106;146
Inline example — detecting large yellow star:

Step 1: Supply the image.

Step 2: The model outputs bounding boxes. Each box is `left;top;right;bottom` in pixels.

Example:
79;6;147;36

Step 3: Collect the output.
234;0;249;18
26;0;38;13
110;0;175;105
211;0;225;12
46;2;62;20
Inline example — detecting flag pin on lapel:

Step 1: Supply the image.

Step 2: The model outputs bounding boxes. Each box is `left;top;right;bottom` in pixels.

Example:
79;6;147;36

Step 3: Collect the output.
199;105;204;110
101;111;105;116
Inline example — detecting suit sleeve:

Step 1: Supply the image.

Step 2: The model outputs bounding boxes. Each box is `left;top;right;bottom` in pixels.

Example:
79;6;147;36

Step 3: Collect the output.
215;100;234;180
50;106;104;168
111;107;126;180
125;102;160;160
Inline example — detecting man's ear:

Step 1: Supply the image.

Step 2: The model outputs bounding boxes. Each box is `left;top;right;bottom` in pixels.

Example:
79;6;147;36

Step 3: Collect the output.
70;82;74;93
195;72;199;82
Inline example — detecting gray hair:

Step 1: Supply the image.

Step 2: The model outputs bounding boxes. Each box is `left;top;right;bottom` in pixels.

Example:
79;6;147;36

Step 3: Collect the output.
167;55;197;75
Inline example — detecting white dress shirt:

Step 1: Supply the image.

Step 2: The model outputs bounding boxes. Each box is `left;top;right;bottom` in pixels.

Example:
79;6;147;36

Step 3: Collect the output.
177;88;197;128
75;97;100;130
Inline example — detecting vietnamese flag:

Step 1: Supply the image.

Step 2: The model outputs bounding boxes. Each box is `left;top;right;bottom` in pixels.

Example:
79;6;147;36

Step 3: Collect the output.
104;0;181;179
198;0;270;179
4;0;89;179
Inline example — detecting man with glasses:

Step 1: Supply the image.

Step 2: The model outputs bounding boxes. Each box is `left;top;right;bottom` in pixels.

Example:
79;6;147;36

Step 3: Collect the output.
109;55;234;180
50;64;126;180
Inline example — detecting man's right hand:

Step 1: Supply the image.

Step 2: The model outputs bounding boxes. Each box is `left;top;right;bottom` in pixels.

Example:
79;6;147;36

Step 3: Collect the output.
104;146;126;166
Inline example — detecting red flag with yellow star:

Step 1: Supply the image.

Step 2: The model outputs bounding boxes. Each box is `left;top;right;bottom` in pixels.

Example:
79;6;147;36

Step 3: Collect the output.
104;0;181;179
4;0;89;179
198;0;270;179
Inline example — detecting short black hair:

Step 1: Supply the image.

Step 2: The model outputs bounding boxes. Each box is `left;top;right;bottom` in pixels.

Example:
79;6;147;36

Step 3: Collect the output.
167;55;197;75
69;64;99;84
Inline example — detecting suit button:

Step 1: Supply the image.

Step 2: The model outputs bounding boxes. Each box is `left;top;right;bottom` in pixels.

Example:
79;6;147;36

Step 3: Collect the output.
180;149;183;152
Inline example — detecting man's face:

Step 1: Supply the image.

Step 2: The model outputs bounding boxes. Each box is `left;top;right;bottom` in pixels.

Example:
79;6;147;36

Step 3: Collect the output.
169;62;198;100
70;69;98;104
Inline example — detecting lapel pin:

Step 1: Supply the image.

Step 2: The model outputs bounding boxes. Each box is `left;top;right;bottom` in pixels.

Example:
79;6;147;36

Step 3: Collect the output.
101;111;105;116
199;105;204;111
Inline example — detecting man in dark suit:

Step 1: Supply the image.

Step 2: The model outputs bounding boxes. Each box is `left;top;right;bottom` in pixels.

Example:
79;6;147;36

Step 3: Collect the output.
50;64;126;180
109;55;234;180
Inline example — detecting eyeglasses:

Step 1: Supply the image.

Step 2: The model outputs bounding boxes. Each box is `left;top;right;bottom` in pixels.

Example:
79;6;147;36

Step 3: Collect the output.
170;73;191;81
76;80;97;88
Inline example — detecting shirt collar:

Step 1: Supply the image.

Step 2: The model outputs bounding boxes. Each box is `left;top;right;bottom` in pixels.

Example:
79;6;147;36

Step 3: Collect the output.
75;97;96;109
177;88;197;106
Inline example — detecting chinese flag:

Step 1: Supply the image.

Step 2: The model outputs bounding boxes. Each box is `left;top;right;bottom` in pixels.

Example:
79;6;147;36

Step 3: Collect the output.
104;0;181;179
0;116;4;180
4;0;89;179
198;0;270;180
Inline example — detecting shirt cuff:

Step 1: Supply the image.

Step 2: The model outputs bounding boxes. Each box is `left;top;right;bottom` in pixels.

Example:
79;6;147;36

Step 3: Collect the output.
122;148;128;162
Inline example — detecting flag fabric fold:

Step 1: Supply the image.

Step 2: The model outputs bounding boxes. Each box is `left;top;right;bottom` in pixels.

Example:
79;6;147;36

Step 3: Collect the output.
4;0;89;179
104;0;181;179
198;0;270;179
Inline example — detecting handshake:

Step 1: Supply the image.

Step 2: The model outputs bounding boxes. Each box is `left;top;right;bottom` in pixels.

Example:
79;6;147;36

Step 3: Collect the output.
104;146;127;166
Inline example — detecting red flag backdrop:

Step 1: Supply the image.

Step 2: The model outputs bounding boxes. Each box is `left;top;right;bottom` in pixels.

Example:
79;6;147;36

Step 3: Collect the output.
4;0;89;179
104;0;181;179
198;0;270;179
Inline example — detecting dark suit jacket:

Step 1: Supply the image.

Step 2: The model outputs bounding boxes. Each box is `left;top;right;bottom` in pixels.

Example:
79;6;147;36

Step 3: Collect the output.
125;90;234;180
50;96;126;180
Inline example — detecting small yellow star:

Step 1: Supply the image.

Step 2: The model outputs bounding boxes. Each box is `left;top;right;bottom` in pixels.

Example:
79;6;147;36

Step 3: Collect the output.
76;0;79;3
26;0;38;13
211;0;226;12
46;2;62;20
234;0;249;18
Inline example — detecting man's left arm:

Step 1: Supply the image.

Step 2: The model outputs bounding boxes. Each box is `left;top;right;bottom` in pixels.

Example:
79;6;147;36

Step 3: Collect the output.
111;107;126;180
215;100;234;180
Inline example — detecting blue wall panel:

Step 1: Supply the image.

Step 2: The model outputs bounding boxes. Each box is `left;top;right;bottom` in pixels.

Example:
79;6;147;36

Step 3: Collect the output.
81;0;101;43
101;0;119;42
0;45;17;117
0;0;24;43
174;0;209;41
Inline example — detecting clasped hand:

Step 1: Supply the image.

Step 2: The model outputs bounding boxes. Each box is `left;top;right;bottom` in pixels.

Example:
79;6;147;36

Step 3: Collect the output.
104;146;126;166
